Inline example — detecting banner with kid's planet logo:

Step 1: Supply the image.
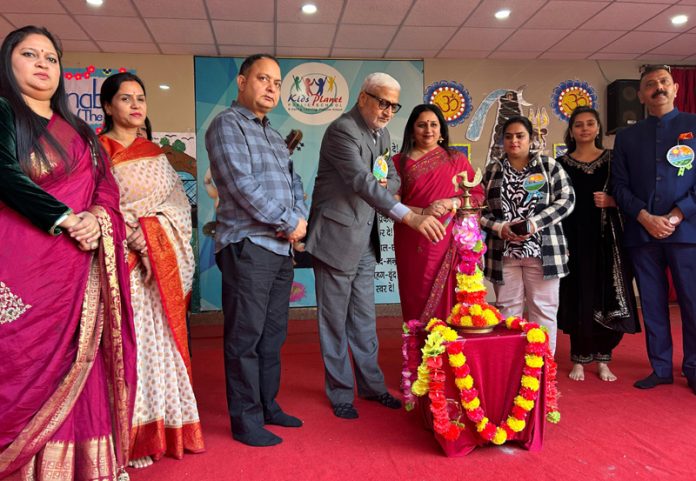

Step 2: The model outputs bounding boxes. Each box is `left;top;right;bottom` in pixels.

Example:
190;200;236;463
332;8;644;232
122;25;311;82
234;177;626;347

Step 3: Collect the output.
195;57;423;310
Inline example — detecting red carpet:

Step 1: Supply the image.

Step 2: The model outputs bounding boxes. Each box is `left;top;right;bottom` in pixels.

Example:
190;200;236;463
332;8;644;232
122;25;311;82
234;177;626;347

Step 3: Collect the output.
129;306;696;481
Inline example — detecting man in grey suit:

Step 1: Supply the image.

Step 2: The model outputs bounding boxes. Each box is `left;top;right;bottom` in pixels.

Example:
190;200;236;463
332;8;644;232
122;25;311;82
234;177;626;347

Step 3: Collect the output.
305;73;446;419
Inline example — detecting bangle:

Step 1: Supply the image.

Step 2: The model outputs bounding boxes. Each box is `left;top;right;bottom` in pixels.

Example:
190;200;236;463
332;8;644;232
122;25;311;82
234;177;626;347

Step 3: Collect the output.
420;207;425;215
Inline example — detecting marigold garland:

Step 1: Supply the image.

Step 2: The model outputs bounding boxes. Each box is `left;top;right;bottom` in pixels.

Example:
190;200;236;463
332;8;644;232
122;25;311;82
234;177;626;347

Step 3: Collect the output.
409;316;557;444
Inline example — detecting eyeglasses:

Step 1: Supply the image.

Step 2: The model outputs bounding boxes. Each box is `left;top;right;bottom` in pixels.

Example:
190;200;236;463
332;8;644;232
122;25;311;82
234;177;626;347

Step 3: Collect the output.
640;64;671;78
364;91;402;113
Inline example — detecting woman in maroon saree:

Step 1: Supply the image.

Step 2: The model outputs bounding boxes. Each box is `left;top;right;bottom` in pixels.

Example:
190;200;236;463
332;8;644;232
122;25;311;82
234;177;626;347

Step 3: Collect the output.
0;26;136;480
393;104;484;323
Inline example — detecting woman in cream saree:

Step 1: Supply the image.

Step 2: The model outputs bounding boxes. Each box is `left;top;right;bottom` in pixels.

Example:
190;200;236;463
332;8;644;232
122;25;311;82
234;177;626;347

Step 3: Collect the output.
99;72;204;468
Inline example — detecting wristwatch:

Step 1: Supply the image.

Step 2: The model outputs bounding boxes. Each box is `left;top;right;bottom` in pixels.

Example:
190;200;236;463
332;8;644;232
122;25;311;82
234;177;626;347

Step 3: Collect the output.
668;215;681;226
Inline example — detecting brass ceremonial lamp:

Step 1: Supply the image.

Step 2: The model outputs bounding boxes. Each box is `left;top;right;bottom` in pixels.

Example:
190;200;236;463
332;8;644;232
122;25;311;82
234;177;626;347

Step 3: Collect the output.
447;168;503;334
453;168;483;217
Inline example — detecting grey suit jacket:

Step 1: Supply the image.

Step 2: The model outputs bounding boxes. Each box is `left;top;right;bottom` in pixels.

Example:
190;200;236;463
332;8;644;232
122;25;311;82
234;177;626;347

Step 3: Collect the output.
306;106;401;272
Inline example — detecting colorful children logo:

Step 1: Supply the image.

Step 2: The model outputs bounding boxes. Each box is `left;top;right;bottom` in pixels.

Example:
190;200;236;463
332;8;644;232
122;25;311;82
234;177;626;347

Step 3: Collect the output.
667;145;695;176
281;63;349;125
523;173;546;202
373;148;390;180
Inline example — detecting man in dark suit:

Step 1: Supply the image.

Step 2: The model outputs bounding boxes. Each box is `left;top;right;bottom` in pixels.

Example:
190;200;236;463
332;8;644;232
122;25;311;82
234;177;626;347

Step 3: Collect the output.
305;73;446;418
613;64;696;394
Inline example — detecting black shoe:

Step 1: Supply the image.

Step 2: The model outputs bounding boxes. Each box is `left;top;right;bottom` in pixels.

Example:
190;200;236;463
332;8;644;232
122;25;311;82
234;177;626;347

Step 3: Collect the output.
365;392;402;409
687;377;696;395
633;372;674;389
233;427;282;447
265;411;303;428
333;403;358;419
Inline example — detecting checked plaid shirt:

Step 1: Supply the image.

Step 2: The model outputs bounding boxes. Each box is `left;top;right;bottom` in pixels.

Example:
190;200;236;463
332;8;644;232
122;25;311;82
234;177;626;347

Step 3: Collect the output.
480;152;575;284
205;101;308;256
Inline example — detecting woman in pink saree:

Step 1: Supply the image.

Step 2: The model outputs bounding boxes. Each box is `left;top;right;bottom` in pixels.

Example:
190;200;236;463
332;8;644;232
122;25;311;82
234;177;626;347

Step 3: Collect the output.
0;26;136;480
99;73;204;469
393;104;484;323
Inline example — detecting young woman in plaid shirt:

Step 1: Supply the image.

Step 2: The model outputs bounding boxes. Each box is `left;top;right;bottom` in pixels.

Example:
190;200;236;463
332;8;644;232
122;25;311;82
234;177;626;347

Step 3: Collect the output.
480;116;575;354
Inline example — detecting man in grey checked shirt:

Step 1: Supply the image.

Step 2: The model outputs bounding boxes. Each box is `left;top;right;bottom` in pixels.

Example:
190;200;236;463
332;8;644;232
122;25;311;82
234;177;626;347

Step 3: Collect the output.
205;54;307;447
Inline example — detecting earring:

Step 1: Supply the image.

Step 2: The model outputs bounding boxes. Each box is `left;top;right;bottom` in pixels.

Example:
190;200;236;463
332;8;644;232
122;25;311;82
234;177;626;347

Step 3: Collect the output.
437;137;444;144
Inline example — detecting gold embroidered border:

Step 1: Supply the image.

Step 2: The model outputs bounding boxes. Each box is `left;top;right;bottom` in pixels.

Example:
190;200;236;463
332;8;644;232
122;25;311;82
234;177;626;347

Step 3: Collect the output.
419;236;458;324
403;147;451;192
3;436;116;481
93;207;131;471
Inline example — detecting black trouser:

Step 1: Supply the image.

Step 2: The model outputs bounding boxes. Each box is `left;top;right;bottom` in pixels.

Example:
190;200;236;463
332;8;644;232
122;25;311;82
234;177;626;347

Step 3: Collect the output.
216;239;293;434
570;324;623;364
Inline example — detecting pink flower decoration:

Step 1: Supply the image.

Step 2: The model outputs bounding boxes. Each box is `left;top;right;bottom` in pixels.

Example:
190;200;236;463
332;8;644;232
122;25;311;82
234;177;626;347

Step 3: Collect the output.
289;281;306;302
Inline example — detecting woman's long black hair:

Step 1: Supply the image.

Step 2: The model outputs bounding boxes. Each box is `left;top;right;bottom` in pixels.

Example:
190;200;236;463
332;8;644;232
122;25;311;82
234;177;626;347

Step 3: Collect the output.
99;72;152;140
0;25;103;175
398;104;451;172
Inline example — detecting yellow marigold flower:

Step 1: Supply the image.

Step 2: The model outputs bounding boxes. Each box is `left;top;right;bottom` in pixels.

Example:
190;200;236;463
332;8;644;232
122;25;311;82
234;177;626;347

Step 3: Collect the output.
417;364;430;377
514;395;534;411
526;328;546;344
422;334;445;357
525;354;544;368
462;374;474;390
443;327;458;342
451;304;461;315
462;315;473;326
506;416;526;432
482;310;499;325
492;427;508;445
462;397;480;410
426;317;441;331
449;352;466;367
476;418;489;432
521;375;540;391
505;316;516;328
463;279;481;291
411;380;428;396
470;304;483;316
